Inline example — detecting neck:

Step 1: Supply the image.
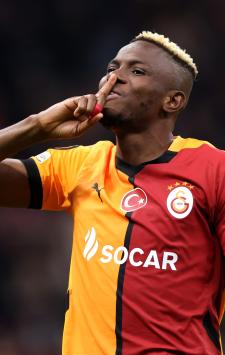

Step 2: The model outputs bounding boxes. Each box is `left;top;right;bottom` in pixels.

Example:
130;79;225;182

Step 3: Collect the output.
115;121;174;166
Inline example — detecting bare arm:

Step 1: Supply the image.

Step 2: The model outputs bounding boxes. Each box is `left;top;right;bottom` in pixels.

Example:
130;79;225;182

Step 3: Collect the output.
0;117;44;208
0;159;30;207
0;74;117;208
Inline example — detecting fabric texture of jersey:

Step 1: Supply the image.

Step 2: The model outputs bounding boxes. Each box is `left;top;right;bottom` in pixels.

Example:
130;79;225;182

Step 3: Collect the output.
22;136;225;355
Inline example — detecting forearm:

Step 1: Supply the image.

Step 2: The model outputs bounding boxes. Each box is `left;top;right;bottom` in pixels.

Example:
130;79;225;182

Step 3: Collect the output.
0;115;43;161
0;74;117;162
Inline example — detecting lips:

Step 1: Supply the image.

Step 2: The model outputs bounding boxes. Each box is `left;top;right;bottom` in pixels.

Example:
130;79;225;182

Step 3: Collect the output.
107;89;121;100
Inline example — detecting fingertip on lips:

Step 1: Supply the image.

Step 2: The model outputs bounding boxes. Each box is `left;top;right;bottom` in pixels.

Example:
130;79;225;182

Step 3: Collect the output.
110;73;117;83
110;72;117;79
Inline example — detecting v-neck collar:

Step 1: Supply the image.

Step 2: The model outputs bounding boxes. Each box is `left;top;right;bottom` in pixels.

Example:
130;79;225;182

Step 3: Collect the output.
116;141;178;176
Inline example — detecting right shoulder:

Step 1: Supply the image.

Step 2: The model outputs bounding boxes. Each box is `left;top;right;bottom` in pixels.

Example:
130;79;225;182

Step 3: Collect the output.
33;140;115;165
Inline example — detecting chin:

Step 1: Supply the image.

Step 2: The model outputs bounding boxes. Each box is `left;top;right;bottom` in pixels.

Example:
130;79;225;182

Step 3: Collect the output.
100;108;126;129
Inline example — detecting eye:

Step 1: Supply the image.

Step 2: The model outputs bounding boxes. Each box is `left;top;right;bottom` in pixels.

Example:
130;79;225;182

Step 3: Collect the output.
133;68;145;75
107;66;116;73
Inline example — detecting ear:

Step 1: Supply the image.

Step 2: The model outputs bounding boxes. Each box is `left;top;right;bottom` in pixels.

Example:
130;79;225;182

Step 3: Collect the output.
162;90;187;113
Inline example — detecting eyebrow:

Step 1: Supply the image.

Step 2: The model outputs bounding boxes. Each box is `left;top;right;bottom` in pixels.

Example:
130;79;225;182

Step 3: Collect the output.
108;59;149;67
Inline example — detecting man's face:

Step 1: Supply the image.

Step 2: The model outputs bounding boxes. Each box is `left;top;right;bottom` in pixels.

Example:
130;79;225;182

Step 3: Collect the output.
99;40;173;131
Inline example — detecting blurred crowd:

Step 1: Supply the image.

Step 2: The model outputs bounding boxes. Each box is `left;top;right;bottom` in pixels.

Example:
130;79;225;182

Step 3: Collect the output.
0;0;225;353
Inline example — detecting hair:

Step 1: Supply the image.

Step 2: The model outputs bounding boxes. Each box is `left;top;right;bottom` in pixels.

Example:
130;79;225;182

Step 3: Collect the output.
131;31;198;79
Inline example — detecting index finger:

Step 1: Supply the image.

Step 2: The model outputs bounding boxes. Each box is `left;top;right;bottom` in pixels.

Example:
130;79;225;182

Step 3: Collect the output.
96;73;117;106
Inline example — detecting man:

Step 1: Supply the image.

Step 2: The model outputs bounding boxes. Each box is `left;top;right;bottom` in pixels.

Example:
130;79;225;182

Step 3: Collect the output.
0;31;224;354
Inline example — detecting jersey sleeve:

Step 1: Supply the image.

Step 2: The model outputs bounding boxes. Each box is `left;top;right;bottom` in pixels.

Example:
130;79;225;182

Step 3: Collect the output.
22;146;88;211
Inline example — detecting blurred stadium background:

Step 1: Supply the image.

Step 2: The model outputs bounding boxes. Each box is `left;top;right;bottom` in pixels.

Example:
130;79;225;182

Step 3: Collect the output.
0;0;225;353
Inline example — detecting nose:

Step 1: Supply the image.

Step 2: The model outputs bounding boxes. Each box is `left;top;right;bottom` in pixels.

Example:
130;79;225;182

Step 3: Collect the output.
107;69;127;84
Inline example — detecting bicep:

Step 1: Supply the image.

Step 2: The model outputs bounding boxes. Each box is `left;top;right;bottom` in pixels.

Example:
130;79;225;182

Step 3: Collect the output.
0;159;30;207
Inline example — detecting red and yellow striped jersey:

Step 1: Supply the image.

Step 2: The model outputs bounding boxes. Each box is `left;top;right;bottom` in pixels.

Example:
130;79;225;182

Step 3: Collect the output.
23;136;225;355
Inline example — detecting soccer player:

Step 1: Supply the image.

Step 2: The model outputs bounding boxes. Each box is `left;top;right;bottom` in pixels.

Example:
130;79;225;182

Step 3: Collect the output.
0;31;224;355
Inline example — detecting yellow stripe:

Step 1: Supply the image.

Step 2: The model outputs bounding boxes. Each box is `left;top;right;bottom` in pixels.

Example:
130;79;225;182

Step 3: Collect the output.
169;136;214;152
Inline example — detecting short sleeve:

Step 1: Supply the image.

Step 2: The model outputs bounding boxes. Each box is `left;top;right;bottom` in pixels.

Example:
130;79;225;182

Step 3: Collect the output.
22;146;87;211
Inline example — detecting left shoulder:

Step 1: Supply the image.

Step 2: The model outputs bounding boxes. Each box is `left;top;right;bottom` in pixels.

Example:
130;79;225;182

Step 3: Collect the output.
170;135;225;163
170;136;214;152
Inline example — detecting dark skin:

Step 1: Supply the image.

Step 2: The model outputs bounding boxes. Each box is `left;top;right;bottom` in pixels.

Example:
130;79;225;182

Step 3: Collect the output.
99;40;193;165
0;40;193;207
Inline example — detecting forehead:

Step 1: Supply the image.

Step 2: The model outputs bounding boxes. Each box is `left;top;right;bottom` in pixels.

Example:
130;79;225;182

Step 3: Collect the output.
113;41;171;69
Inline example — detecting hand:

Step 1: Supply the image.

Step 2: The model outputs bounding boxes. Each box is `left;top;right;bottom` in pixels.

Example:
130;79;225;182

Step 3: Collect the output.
35;73;117;139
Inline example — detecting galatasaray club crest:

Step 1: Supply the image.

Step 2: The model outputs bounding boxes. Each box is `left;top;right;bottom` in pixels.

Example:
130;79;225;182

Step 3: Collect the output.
121;188;147;212
167;182;194;219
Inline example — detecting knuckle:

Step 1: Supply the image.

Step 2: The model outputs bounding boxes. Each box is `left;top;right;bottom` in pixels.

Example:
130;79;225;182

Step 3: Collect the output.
79;95;87;103
88;94;96;100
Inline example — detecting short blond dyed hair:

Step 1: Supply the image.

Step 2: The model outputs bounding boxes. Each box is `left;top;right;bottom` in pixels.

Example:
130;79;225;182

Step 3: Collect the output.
132;30;198;79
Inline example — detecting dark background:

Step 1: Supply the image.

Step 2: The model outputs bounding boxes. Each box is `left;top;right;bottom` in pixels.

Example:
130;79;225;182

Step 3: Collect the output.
0;0;225;354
